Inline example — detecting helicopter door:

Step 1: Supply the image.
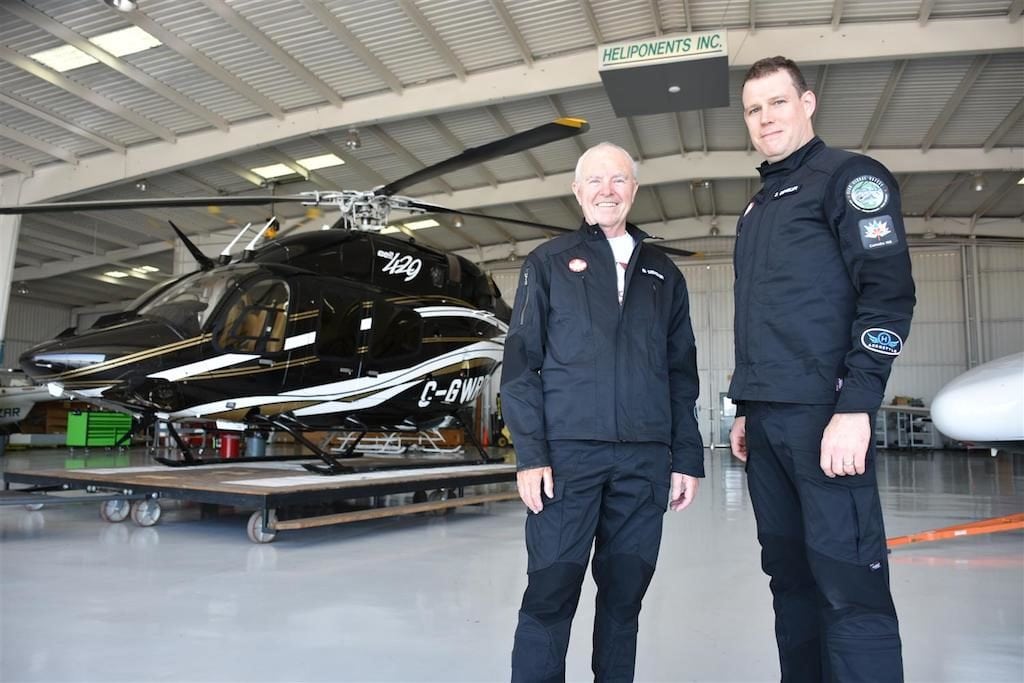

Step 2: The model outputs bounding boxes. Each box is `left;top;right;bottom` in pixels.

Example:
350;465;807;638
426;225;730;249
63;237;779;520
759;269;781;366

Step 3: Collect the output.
316;293;371;378
215;278;291;355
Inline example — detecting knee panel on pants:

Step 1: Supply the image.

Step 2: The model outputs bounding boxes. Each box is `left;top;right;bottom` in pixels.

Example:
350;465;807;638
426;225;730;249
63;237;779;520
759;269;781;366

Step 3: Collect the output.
521;562;588;625
593;554;656;625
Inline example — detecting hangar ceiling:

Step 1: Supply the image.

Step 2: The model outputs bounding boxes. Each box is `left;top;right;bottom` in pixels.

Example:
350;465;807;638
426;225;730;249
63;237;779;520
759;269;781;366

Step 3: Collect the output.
1;0;1022;308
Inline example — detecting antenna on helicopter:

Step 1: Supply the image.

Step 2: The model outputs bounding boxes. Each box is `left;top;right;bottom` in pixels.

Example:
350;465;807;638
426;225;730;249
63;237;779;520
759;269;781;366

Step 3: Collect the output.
168;220;215;271
219;222;253;264
242;217;279;260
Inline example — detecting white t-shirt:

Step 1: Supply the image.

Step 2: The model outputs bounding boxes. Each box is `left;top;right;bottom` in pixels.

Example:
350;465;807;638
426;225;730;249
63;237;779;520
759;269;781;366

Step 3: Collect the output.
607;233;635;305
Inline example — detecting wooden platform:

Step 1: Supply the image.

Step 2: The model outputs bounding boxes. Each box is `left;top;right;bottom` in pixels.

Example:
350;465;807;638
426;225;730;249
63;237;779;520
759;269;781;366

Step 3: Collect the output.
3;458;518;543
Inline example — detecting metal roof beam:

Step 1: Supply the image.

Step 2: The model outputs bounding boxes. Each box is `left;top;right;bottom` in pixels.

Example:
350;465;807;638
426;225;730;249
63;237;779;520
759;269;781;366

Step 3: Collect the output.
750;0;757;32
0;45;175;143
219;161;265;187
0;153;34;176
1010;0;1024;22
649;186;668;223
983;97;1024;151
578;0;603;44
918;0;936;25
547;95;587;155
487;106;546;180
396;0;467;81
425;116;500;188
489;0;533;66
923;174;967;220
0;123;79;165
196;0;343;108
648;0;663;35
831;0;845;29
1;2;229;132
299;0;403;94
921;55;990;152
682;0;693;32
369;125;454;195
0;92;125;155
697;111;709;154
625;117;645;161
861;60;906;151
121;10;284;119
674;113;687;155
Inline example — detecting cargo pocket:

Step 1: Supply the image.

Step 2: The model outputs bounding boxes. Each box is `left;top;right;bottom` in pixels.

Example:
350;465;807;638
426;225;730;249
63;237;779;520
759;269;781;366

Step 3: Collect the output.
525;478;568;573
800;476;881;565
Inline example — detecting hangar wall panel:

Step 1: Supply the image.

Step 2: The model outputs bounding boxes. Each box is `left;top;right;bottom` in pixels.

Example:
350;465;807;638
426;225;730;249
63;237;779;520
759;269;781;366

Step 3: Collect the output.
980;245;1024;362
3;299;72;371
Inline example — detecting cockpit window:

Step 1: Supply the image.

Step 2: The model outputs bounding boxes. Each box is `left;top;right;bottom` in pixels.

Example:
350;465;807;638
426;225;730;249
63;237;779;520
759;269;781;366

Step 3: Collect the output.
216;279;290;354
138;266;258;336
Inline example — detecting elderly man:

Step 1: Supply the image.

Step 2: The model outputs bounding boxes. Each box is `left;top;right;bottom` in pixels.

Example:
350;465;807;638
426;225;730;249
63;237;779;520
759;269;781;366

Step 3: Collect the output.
502;142;704;682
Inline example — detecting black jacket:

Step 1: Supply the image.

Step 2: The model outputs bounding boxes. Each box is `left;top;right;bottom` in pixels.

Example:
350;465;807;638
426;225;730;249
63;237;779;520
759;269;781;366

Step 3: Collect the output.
501;221;704;476
729;137;916;413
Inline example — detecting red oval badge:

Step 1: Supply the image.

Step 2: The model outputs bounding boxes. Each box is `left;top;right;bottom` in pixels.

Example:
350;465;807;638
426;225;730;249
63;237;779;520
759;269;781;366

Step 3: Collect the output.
568;258;587;273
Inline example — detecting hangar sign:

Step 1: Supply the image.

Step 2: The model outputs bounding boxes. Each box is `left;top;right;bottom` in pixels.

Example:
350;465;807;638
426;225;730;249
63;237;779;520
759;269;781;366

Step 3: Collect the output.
598;31;730;117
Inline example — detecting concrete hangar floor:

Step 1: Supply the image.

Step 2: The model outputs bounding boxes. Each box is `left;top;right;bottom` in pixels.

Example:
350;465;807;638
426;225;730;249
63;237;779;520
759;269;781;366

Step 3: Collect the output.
1;446;1021;683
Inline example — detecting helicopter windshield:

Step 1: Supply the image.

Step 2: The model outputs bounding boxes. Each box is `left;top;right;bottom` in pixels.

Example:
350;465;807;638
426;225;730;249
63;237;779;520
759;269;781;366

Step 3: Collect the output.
137;266;258;336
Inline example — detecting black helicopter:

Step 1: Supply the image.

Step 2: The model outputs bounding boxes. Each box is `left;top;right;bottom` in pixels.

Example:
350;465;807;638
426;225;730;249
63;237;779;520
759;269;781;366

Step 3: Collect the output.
2;118;696;474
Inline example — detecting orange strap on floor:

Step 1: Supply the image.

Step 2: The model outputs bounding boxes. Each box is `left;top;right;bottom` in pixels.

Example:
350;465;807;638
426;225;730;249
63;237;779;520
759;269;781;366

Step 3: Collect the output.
887;512;1024;549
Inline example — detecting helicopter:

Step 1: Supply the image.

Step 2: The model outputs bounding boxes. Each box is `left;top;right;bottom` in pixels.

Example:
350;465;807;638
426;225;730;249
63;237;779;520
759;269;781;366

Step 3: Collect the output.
1;118;697;474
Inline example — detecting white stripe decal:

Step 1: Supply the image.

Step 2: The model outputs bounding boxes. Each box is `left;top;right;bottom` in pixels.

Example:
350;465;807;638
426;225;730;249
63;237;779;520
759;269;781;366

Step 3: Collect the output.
284;332;316;350
148;353;258;382
169;343;504;419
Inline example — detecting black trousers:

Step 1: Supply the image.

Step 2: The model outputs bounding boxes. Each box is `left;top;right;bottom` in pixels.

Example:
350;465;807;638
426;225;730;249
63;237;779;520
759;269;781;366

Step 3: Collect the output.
744;402;903;683
511;441;670;683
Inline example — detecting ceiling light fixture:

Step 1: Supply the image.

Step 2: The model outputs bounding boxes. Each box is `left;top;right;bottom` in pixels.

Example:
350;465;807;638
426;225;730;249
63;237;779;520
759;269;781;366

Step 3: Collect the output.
104;270;129;278
344;129;361;150
103;0;139;12
15;283;28;296
298;154;344;170
973;173;985;192
452;215;465;229
668;85;681;94
135;179;147;192
250;163;295;180
404;218;439;230
1017;175;1024;185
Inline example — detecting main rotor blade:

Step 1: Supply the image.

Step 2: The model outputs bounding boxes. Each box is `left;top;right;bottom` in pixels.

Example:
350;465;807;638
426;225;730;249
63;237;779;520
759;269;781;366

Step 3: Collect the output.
405;200;698;257
0;195;302;215
378;117;589;197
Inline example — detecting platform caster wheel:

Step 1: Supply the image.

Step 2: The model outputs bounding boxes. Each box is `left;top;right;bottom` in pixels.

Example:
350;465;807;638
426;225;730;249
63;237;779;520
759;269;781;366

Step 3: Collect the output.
427;488;459;516
24;502;44;511
496;435;509;448
130;499;162;527
100;499;130;523
247;510;278;544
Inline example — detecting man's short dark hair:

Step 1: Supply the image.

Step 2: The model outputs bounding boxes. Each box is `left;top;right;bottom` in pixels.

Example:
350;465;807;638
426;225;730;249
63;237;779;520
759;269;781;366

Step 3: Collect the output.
743;56;808;94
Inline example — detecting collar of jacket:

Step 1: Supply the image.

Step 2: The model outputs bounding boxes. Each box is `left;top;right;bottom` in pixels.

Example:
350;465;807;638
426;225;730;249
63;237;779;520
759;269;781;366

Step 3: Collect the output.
577;219;651;243
756;136;824;180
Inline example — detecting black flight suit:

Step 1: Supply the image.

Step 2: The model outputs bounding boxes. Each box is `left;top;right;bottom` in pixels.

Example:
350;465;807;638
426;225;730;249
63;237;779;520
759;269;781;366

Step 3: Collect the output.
502;221;703;682
729;137;915;682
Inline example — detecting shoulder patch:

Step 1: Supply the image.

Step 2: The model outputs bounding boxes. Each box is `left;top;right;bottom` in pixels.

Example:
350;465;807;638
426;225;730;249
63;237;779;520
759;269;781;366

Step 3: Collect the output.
858;215;900;251
861;328;902;356
846;175;889;213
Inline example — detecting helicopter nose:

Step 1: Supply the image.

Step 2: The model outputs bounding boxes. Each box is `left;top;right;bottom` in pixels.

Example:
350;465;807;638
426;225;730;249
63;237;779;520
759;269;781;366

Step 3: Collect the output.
20;342;108;378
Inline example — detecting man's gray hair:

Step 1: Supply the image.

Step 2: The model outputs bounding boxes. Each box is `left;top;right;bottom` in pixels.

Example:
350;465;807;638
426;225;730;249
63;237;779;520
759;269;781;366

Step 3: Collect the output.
574;142;639;182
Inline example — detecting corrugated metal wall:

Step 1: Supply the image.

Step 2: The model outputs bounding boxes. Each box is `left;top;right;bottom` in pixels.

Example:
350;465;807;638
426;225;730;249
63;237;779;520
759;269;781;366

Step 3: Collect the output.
489;244;1024;447
2;298;72;370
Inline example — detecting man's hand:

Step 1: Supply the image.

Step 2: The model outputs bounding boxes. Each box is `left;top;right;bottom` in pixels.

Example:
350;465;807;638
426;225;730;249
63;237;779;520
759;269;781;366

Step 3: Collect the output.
517;466;553;514
669;472;699;511
820;412;871;478
730;416;748;462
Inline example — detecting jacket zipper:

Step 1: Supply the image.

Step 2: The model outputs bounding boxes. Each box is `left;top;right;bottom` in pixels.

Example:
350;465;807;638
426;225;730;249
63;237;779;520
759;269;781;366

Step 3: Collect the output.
519;265;529;326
